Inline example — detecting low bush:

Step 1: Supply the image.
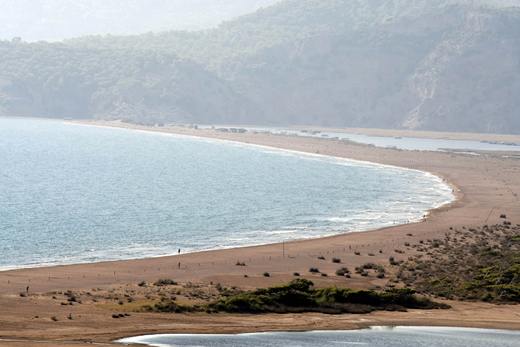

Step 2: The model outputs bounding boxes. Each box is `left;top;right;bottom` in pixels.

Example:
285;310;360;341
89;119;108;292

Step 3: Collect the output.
143;301;194;313
335;267;350;276
154;279;178;286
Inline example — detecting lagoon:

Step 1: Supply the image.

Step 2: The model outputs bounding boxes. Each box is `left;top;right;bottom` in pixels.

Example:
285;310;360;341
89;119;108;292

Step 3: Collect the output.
242;126;520;153
118;327;520;347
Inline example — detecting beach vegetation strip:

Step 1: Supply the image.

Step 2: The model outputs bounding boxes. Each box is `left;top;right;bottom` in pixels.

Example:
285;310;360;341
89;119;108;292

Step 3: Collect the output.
143;279;449;315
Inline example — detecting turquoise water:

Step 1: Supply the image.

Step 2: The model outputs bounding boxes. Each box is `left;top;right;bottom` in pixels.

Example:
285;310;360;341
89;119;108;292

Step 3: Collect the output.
0;118;453;270
118;327;520;347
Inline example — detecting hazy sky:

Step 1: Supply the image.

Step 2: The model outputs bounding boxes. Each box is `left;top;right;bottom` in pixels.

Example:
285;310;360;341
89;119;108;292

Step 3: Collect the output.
0;0;283;42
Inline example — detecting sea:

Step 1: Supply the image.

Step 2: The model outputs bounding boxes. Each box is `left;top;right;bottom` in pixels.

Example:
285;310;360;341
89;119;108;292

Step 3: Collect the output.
0;117;453;270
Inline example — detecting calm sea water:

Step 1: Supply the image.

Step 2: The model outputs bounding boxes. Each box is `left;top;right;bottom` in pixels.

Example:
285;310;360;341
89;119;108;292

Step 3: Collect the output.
118;327;520;347
0;118;453;270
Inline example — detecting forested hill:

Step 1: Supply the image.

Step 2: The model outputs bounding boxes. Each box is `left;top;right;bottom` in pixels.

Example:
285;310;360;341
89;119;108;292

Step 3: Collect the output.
1;0;520;133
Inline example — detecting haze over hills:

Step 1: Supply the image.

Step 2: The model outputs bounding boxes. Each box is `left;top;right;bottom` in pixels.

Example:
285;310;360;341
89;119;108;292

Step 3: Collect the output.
1;0;520;133
0;0;283;41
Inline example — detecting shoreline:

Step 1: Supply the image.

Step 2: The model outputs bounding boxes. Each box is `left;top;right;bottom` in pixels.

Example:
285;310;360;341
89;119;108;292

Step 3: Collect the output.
4;114;520;142
0;119;455;272
67;120;459;175
0;120;519;346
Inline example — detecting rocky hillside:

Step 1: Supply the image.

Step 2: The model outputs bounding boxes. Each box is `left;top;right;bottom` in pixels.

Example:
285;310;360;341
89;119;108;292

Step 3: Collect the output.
1;0;519;133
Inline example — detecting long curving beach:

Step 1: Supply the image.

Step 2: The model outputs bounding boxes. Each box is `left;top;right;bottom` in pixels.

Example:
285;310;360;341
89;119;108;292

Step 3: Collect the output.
0;120;519;346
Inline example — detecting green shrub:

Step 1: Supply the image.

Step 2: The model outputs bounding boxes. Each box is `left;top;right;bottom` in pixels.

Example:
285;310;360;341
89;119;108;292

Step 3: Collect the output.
335;267;350;276
209;279;448;314
154;279;178;286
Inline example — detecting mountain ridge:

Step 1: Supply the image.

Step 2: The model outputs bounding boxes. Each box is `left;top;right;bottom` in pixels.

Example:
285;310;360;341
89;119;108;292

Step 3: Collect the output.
1;0;519;133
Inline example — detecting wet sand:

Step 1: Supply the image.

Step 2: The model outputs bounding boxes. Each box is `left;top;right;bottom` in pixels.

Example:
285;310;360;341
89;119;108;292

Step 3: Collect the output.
0;120;519;346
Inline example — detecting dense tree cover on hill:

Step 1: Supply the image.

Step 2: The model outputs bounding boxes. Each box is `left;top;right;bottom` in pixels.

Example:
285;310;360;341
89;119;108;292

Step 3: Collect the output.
0;41;249;123
1;0;520;133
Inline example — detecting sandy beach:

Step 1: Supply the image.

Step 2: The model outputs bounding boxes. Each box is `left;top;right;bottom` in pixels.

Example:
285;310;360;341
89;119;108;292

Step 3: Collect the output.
0;120;519;346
